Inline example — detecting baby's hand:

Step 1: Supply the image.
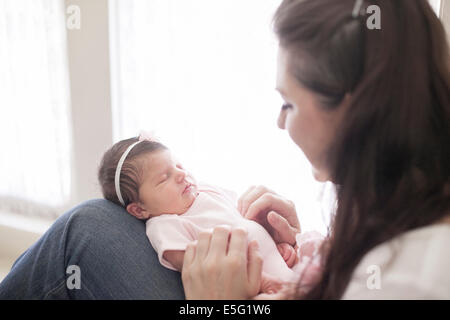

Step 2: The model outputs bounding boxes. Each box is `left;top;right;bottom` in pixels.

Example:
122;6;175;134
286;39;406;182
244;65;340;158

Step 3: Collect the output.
276;242;298;268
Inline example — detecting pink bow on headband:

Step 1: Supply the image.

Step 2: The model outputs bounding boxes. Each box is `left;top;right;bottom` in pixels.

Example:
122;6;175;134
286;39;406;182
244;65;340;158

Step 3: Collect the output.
138;130;160;142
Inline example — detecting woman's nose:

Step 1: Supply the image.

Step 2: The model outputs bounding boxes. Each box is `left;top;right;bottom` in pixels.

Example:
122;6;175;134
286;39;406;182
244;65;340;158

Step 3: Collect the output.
278;108;287;130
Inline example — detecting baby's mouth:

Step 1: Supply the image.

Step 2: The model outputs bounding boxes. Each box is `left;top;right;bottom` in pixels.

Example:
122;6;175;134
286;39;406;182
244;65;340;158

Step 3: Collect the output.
183;183;193;195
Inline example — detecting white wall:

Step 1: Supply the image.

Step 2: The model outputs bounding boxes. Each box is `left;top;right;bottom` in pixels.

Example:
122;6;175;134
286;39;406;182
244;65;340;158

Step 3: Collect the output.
66;0;113;205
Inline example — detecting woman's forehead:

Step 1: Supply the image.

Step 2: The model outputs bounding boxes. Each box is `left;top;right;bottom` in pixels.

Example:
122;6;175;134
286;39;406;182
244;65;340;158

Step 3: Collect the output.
276;48;289;95
276;47;301;98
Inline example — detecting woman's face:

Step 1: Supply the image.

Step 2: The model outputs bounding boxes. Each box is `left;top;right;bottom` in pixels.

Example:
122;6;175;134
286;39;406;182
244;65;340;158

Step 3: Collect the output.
134;149;198;218
276;47;348;182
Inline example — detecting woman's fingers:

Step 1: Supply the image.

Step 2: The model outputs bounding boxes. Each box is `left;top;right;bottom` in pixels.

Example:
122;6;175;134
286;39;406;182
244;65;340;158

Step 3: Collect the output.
238;186;301;243
238;185;302;245
238;185;274;216
246;194;300;229
209;226;231;259
182;242;197;292
267;211;298;245
247;240;263;295
237;185;256;214
182;227;261;299
227;230;262;297
184;242;196;266
243;193;300;245
227;228;248;258
195;231;212;261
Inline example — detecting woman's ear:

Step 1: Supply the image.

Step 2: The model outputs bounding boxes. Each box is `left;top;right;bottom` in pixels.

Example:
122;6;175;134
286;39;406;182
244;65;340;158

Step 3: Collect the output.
126;202;151;220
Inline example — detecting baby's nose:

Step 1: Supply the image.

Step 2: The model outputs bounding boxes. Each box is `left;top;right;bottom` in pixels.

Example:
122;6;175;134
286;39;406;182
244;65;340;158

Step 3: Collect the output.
176;169;187;182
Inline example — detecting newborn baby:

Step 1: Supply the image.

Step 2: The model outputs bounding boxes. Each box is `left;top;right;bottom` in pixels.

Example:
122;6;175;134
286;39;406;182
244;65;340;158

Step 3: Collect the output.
98;134;304;293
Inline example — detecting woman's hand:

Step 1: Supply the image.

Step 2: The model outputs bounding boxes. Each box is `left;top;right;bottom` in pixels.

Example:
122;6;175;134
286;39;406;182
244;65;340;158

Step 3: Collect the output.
181;226;263;300
237;185;301;246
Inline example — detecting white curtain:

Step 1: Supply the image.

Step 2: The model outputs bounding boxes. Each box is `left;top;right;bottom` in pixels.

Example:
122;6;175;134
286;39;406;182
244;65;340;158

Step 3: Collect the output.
109;0;332;234
0;0;72;219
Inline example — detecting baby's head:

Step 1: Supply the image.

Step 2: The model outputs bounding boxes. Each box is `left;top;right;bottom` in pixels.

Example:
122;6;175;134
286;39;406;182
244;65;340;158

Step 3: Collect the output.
98;136;198;220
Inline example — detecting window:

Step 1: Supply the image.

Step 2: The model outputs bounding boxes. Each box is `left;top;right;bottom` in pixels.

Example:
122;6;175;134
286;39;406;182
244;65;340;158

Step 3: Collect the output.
0;0;72;219
109;0;331;233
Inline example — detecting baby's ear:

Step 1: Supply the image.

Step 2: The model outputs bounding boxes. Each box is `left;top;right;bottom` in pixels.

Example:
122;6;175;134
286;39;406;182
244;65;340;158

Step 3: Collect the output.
126;202;150;220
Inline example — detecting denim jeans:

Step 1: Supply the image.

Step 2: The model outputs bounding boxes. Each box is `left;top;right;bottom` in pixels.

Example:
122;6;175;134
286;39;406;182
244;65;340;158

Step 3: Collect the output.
0;199;185;299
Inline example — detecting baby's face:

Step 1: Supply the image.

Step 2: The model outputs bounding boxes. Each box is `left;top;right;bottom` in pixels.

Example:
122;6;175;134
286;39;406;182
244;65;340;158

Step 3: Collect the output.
138;149;198;218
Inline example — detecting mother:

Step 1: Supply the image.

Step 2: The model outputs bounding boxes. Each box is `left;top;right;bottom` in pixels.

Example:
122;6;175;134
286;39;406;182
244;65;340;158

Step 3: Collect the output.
182;0;450;299
1;0;449;299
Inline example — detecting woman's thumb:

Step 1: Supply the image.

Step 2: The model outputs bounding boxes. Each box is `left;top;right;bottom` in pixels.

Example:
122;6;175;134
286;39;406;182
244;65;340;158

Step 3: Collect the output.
267;211;297;244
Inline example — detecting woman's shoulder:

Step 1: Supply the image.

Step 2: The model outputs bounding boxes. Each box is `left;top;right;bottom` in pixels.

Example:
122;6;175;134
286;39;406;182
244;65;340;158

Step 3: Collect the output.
342;220;450;299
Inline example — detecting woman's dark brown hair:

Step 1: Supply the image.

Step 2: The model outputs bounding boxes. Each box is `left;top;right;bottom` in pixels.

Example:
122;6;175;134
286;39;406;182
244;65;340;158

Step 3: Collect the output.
273;0;450;298
98;137;168;208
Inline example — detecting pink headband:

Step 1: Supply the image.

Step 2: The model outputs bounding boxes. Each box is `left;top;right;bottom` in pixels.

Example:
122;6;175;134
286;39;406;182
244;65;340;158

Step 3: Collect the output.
115;131;160;206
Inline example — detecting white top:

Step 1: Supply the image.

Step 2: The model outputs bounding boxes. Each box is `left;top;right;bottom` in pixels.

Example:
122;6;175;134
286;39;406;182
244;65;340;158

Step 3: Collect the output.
342;222;450;299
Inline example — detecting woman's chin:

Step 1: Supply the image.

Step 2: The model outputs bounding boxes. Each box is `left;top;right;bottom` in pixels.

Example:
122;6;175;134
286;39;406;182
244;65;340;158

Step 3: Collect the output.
311;166;330;182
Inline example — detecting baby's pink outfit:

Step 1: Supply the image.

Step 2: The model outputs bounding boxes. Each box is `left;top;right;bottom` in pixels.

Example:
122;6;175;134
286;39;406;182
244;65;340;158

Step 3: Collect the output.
146;183;324;285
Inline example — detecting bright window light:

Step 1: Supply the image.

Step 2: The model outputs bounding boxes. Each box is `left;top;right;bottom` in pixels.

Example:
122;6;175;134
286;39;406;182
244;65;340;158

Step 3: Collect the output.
109;0;337;234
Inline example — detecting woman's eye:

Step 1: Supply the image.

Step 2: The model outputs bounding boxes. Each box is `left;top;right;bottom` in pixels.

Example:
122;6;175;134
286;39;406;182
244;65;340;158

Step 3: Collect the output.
282;103;293;110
